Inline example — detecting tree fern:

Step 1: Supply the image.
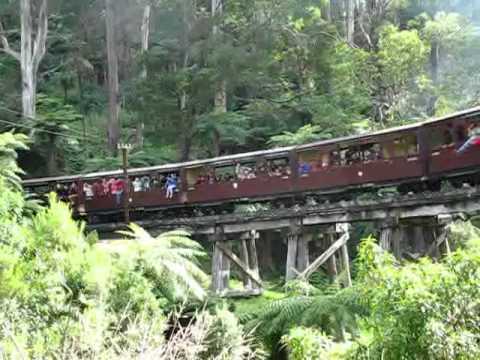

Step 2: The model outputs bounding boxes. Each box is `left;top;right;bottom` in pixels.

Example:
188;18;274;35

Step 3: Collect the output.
116;224;209;302
0;132;28;190
245;283;365;353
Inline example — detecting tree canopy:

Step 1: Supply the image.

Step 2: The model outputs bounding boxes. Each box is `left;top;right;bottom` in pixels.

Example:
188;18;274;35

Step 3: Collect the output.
0;0;479;176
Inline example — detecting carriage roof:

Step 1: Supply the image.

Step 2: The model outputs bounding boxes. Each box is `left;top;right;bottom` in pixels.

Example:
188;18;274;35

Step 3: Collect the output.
22;106;480;186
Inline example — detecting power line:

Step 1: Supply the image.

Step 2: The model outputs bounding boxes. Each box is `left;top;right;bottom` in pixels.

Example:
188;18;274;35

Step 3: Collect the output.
0;105;102;141
0;118;100;143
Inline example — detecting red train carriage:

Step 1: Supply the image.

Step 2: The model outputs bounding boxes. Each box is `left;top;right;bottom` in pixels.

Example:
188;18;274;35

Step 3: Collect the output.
22;107;480;219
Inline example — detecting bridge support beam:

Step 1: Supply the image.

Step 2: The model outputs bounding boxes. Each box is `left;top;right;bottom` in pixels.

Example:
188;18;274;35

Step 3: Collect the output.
299;223;351;286
211;226;230;294
211;227;263;297
285;219;301;281
297;233;312;273
427;214;453;258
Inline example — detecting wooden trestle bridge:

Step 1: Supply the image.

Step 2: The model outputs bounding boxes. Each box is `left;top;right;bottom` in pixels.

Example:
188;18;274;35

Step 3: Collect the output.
91;186;480;297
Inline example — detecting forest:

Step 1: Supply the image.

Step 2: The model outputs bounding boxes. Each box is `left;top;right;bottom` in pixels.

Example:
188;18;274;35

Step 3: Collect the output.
0;0;479;176
1;0;480;359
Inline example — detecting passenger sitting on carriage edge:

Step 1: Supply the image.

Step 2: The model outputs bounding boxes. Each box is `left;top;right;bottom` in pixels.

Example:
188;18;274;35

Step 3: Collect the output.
166;174;177;199
457;126;480;154
299;162;312;175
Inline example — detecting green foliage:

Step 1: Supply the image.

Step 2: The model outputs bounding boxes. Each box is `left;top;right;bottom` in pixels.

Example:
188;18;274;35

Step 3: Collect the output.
245;283;361;354
0;131;29;188
269;124;325;147
350;230;480;359
116;224;209;302
282;327;352;360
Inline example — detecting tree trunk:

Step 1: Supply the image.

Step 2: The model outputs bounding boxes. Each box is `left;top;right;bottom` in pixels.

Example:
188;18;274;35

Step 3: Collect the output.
331;0;345;35
0;0;48;119
427;41;439;116
212;0;227;156
140;3;151;78
136;3;151;149
46;133;57;176
106;0;121;155
345;0;355;45
321;1;331;21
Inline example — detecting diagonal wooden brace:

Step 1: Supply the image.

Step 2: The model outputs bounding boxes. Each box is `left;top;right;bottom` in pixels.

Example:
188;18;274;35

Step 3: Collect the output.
299;232;349;280
216;243;263;288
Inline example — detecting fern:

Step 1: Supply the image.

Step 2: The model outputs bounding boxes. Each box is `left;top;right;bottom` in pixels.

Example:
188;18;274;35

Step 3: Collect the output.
116;224;209;302
0;132;28;190
245;283;365;353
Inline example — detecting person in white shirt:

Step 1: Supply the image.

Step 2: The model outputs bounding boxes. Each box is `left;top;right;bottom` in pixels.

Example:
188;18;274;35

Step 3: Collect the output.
83;183;94;200
133;177;143;192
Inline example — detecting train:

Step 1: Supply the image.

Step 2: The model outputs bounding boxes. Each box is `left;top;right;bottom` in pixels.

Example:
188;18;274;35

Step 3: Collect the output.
23;107;480;221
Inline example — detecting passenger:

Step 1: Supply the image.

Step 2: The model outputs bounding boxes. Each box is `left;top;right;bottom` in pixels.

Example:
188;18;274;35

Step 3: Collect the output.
106;177;116;195
299;162;312;176
83;182;94;200
100;178;109;195
196;174;206;185
55;183;65;200
157;174;166;188
92;180;104;197
165;174;177;199
235;162;242;180
133;177;143;192
457;126;480;154
271;165;282;177
282;166;292;178
111;177;125;206
141;175;151;191
68;182;78;201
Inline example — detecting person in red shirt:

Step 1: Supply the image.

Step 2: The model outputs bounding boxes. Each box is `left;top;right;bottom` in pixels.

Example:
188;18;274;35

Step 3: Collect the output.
111;177;125;206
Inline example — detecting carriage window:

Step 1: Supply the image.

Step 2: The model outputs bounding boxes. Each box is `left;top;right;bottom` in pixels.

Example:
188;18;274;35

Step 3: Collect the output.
392;135;418;157
215;164;236;182
298;149;321;174
266;158;291;178
430;127;453;151
185;166;206;189
235;161;257;180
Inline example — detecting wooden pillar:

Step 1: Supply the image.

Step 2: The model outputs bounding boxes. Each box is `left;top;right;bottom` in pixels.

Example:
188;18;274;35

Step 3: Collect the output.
413;225;427;254
336;223;351;286
240;238;252;289
286;233;298;281
326;232;338;281
379;226;392;251
297;233;311;273
392;226;403;259
220;242;231;291
437;214;453;257
211;242;223;293
286;220;301;281
258;231;274;272
247;230;261;290
210;226;229;294
340;243;352;287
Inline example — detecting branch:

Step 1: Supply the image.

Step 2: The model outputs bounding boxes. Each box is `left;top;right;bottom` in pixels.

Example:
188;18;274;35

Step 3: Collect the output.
33;0;48;71
0;20;20;61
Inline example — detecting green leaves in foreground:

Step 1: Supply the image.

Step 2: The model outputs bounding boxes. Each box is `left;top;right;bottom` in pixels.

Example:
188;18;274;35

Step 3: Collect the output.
116;224;209;302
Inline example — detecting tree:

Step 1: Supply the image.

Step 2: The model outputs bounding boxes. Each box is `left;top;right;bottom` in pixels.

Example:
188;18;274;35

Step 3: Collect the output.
422;12;467;115
105;0;120;155
0;0;48;119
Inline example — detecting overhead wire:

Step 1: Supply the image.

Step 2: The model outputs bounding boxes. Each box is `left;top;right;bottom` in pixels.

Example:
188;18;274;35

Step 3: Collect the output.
0;105;103;142
0;118;100;143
